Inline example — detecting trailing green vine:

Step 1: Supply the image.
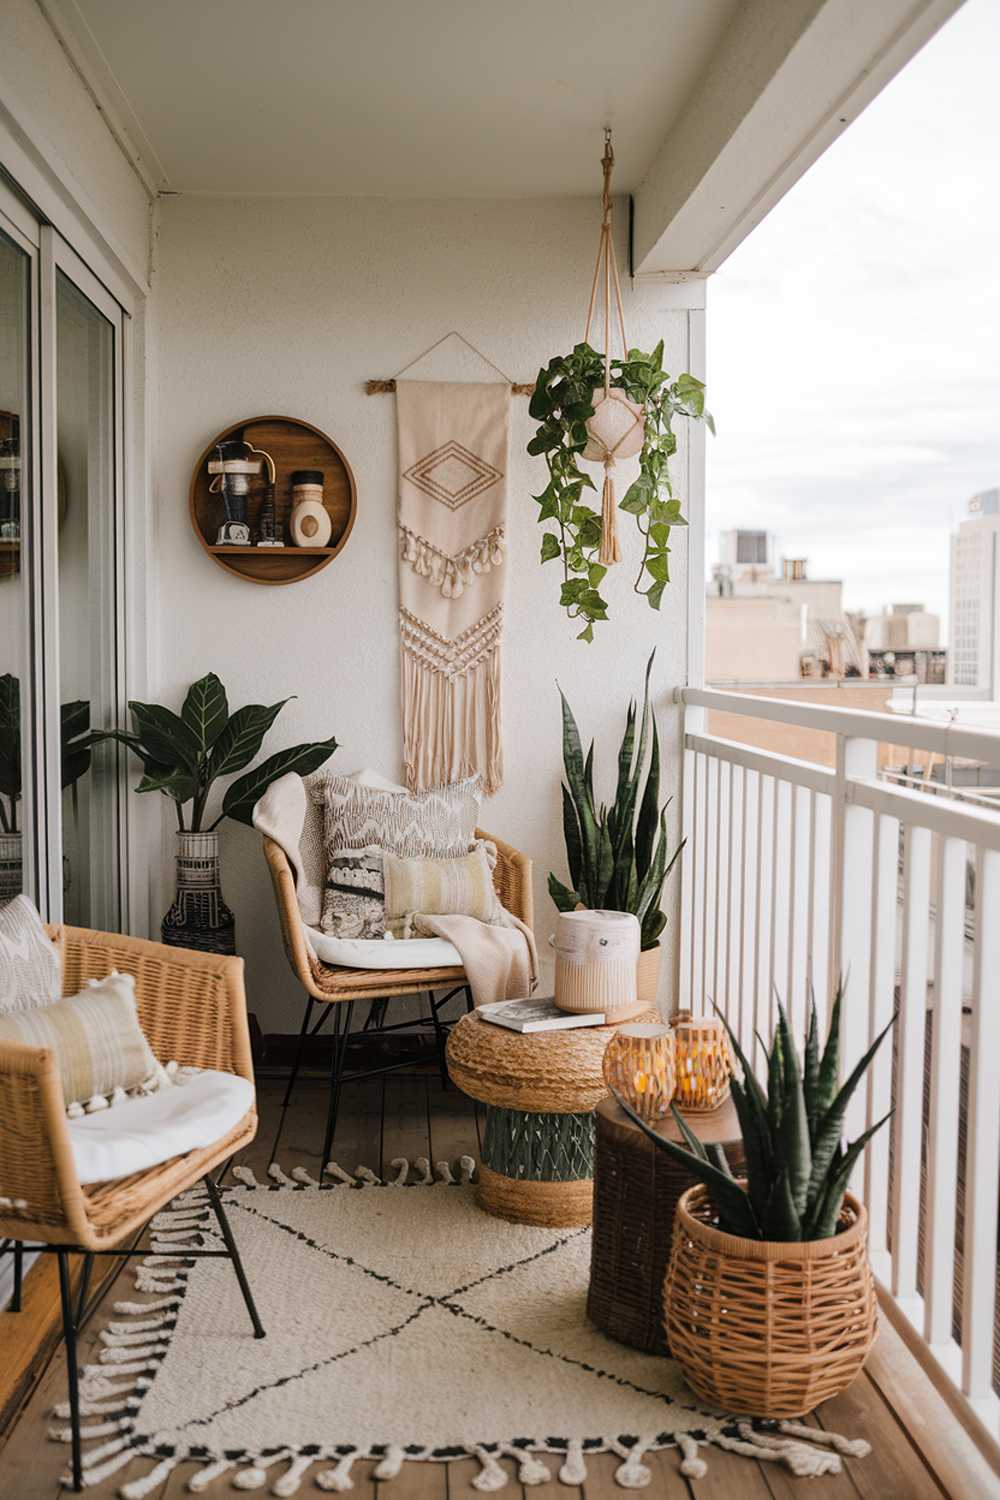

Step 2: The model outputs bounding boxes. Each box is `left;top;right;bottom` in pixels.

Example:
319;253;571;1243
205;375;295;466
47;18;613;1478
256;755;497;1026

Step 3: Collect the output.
527;340;712;641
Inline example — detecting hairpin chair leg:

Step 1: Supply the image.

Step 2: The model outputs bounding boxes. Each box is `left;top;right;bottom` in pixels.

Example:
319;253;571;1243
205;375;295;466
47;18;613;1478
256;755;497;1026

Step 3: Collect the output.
57;1249;82;1492
464;985;474;1014
10;1240;23;1312
270;995;316;1164
428;990;449;1089
203;1175;266;1339
321;1000;354;1168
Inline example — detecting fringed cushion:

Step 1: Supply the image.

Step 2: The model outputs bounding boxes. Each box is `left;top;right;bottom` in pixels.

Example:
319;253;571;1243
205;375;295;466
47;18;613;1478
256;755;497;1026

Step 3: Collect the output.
384;845;501;937
0;970;170;1113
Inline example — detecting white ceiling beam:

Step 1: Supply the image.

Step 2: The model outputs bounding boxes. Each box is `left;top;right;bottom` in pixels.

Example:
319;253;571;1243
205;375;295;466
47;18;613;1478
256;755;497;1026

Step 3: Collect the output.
632;0;963;277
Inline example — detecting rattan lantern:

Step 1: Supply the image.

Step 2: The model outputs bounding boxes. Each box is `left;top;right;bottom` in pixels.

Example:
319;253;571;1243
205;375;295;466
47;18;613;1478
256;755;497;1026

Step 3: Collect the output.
602;1022;676;1121
670;1011;732;1112
582;129;645;567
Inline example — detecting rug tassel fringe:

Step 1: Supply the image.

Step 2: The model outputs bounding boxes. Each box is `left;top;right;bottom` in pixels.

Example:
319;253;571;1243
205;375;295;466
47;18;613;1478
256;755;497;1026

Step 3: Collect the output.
388;1157;409;1186
559;1438;587;1484
777;1419;872;1458
504;1446;551;1485
435;1161;455;1184
119;1454;178;1498
268;1163;296;1187
323;1161;357;1185
471;1446;508;1491
374;1445;405;1480
232;1164;259;1187
611;1436;653;1488
291;1166;320;1186
414;1157;434;1184
232;1451;291;1489
677;1434;707;1479
315;1450;358;1491
188;1455;236;1490
712;1425;844;1478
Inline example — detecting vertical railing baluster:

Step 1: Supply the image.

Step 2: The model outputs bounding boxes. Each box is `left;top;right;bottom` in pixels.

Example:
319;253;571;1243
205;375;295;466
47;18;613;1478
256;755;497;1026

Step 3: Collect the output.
829;734;877;1138
892;824;932;1305
866;811;899;1270
962;846;1000;1408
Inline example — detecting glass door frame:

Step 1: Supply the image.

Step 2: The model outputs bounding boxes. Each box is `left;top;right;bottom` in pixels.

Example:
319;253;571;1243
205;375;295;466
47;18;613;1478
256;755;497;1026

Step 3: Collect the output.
0;174;131;928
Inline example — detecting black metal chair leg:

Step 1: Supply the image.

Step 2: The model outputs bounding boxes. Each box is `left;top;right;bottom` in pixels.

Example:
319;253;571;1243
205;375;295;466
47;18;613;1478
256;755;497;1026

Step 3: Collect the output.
428;990;449;1089
464;984;474;1014
203;1175;266;1339
269;995;316;1164
57;1250;82;1492
321;1001;353;1167
74;1253;93;1327
10;1241;23;1312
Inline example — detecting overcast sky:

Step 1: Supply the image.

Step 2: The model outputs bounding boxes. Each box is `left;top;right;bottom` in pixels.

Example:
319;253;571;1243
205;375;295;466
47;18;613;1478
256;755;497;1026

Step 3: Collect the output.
705;0;1000;638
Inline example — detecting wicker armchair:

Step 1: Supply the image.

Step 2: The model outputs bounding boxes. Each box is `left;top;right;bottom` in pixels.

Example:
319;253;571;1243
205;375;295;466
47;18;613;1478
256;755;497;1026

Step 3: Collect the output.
263;828;533;1163
0;927;263;1491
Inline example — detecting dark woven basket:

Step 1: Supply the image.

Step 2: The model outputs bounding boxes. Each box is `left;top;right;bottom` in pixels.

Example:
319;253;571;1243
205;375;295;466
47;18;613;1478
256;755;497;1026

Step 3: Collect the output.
587;1096;745;1355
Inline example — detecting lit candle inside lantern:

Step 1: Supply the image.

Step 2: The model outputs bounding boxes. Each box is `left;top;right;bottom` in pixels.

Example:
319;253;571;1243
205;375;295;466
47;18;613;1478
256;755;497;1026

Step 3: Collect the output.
670;1012;732;1112
603;1024;675;1121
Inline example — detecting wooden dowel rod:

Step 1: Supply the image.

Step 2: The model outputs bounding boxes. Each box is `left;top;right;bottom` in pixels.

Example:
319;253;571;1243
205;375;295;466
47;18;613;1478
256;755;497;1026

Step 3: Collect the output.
365;379;535;396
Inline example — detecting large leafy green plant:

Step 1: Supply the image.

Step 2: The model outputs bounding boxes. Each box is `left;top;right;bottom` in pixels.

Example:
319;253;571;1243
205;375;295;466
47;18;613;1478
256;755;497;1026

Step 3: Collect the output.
107;672;337;832
549;652;681;951
616;987;894;1241
528;341;712;641
0;674;96;834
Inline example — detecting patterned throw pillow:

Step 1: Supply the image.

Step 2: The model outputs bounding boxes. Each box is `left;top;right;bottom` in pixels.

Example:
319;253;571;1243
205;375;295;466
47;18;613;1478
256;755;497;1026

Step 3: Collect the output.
383;845;501;937
0;971;171;1114
0;894;62;1015
320;776;482;937
323;848;386;939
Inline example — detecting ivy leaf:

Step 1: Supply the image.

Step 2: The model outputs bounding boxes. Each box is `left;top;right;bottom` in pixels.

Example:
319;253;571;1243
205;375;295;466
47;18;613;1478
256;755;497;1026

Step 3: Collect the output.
577;623;595;644
540;533;561;563
646;553;671;583
646;580;667;610
620;477;653;514
587;562;607;588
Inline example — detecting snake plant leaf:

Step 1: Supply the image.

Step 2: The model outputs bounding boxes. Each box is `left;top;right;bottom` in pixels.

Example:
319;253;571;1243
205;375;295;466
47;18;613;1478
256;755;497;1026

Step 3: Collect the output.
595;820;615;906
181;673;230;752
0;673;18;731
614;1093;762;1239
207;699;291;781
803;1110;892;1240
814;981;844;1120
583;740;595;801
807;1011;896;1203
560;783;584;893
669;1101;710;1162
711;1002;770;1121
729;1073;772;1226
767;1023;786;1136
804;990;821;1145
610;699;637;847
706;1143;734;1178
548;873;578;912
557;686;599;890
129;701;202;776
635;713;661;883
761;1169;802;1241
775;1004;812;1217
222;735;339;826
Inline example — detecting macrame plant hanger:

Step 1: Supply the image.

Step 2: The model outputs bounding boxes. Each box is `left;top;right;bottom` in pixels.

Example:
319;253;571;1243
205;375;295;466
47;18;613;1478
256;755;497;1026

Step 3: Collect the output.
582;128;645;567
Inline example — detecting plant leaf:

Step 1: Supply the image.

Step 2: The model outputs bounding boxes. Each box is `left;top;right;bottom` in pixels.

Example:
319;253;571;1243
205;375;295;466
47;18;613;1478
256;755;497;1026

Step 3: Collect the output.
560;782;584;892
207;699;291;781
775;1002;812;1218
222;735;338;825
128;701;202;774
807;1009;896;1206
182;673;229;752
761;1170;802;1241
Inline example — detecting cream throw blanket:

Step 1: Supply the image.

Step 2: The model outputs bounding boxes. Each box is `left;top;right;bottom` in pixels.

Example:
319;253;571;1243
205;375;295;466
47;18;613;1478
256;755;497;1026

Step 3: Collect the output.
396;380;510;795
412;912;538;1006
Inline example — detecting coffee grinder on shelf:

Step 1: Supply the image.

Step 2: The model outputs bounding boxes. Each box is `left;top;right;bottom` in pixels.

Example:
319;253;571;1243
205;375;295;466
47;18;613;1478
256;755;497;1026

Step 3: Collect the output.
207;440;260;546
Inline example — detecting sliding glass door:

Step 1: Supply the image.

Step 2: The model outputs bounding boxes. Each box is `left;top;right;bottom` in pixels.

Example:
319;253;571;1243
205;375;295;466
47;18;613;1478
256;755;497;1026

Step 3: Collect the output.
0;183;128;929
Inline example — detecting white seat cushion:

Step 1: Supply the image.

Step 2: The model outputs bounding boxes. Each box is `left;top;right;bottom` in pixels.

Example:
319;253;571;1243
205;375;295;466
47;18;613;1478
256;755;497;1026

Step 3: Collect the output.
304;926;461;970
68;1069;254;1185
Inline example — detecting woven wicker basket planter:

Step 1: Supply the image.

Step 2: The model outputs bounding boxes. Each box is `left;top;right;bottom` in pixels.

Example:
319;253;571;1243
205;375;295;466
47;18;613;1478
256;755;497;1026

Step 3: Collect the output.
665;1184;877;1418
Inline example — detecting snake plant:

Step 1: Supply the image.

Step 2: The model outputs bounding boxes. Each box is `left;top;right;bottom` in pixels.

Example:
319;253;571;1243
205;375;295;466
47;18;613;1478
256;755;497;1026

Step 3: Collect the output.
615;986;895;1241
548;651;682;951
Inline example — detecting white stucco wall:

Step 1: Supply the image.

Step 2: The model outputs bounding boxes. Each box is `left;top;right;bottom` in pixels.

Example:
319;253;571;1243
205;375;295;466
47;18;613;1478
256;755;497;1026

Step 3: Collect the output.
152;194;701;1032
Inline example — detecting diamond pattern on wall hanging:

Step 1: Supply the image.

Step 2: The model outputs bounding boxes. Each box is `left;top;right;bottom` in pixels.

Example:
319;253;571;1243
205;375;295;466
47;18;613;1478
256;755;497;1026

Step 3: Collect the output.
403;439;504;510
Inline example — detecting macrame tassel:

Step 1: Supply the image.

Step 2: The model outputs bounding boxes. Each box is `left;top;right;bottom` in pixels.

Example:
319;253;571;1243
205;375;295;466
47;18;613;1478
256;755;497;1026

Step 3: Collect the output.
559;1439;587;1485
315;1450;358;1492
612;1437;653;1488
400;608;504;795
414;1157;434;1185
471;1445;509;1491
677;1434;707;1479
118;1453;179;1498
388;1157;409;1186
505;1447;550;1486
373;1445;405;1480
599;459;621;565
777;1420;871;1458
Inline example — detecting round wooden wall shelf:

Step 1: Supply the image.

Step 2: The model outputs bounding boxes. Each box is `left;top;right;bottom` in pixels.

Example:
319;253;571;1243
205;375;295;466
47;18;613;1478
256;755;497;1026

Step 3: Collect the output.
189;415;357;586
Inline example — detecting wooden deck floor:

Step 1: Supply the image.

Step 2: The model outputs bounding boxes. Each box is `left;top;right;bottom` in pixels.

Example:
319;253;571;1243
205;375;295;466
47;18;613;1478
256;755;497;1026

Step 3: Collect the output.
0;1069;989;1500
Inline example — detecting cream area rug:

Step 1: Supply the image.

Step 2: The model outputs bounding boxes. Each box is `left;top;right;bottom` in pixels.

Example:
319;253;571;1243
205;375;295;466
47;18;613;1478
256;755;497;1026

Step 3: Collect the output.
54;1163;871;1496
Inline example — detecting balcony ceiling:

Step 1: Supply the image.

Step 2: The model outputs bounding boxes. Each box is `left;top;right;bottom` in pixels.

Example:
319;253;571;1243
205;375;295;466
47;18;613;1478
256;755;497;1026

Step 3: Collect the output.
65;0;740;197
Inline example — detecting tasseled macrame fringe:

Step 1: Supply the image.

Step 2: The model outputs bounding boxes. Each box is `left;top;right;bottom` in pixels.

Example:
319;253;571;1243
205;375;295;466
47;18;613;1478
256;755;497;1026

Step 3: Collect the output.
50;1166;873;1495
598;460;621;565
401;636;503;795
400;524;505;598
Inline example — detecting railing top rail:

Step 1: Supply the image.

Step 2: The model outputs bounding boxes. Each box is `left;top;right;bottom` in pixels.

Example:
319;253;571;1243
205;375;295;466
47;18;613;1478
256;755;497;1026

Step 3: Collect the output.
685;731;835;796
678;686;1000;766
848;777;1000;852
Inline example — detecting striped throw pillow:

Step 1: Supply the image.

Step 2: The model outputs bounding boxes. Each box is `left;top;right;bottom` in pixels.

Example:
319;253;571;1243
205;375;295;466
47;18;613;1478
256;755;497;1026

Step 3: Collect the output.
383;845;500;938
0;971;170;1114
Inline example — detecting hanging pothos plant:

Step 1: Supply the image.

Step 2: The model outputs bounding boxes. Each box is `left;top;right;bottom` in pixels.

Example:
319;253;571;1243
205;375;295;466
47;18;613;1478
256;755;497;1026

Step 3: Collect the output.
528;339;713;641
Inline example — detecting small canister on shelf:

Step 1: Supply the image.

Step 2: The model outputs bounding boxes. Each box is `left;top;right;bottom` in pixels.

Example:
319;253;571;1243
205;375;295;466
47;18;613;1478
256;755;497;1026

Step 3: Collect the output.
289;469;332;548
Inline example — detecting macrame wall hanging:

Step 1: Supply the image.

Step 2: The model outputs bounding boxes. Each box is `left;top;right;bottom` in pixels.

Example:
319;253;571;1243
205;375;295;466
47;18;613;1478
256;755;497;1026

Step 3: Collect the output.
583;130;645;567
393;336;511;795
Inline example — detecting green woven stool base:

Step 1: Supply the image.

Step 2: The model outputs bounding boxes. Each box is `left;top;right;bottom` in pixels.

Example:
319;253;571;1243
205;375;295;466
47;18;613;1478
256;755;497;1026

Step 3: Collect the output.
481;1106;595;1182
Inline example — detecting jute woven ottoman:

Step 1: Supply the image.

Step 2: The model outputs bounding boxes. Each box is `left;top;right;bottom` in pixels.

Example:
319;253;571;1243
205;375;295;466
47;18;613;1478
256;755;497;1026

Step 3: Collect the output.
446;1009;656;1228
587;1095;745;1354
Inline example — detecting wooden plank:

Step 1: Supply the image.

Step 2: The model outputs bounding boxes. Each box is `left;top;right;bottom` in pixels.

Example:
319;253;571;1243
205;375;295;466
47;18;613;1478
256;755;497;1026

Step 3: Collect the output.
383;1456;449;1499
817;1371;947;1499
382;1071;431;1177
683;1440;773;1500
759;1412;860;1500
0;1255;77;1441
426;1071;480;1172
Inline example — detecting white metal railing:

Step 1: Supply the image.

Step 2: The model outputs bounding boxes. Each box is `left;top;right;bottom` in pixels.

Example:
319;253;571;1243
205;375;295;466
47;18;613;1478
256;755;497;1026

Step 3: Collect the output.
677;686;1000;1441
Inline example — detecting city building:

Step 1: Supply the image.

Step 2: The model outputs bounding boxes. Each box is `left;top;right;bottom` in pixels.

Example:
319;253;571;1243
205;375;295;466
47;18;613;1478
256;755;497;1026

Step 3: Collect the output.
865;602;946;684
948;486;1000;691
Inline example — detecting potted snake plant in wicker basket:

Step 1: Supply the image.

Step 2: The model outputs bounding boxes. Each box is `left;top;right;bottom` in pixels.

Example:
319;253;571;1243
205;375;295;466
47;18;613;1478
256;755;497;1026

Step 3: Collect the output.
616;987;893;1418
549;651;681;1005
